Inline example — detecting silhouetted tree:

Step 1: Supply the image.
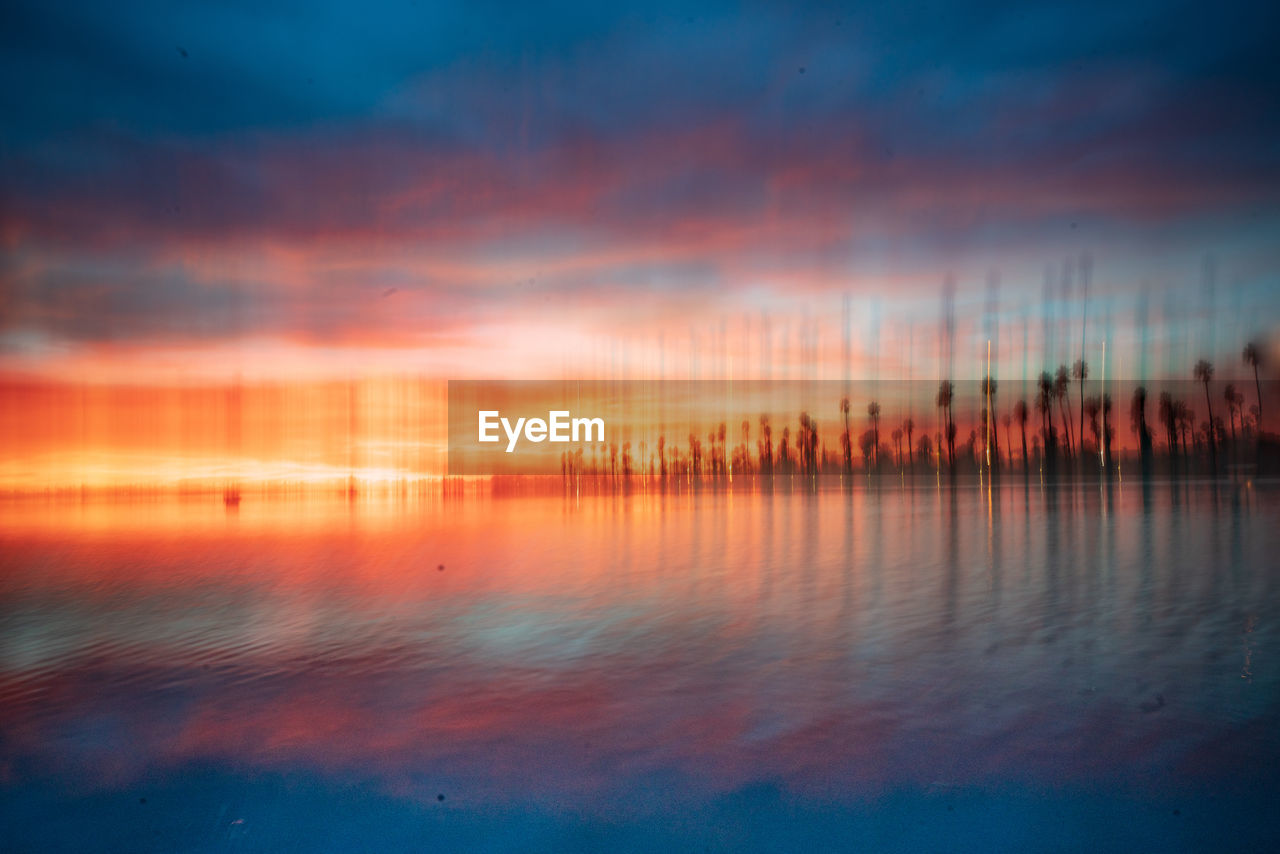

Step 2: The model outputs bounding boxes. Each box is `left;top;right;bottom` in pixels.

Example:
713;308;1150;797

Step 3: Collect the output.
1195;359;1217;466
808;416;820;475
892;428;903;468
916;433;933;465
743;420;753;473
981;375;998;470
936;381;955;469
1013;399;1029;470
798;412;819;476
717;422;728;477
1131;386;1153;465
1243;340;1264;429
1037;372;1057;462
840;397;852;474
1073;359;1088;456
867;401;881;470
1224;384;1240;444
1178;401;1194;456
758;415;773;475
1055;365;1074;458
1084;396;1101;453
858;428;876;468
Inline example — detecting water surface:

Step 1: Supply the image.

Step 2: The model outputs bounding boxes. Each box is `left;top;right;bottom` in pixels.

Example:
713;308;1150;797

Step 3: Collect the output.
2;481;1278;851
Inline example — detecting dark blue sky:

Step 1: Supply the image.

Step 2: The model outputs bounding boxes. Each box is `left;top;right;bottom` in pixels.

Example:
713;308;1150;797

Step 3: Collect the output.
2;0;1278;379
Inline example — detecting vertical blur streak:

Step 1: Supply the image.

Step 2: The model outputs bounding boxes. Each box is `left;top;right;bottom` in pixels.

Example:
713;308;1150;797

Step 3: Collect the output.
1;253;1275;490
0;378;447;491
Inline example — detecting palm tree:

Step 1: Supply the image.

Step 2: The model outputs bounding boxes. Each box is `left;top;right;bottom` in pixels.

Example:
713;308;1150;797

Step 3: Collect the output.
916;433;933;467
867;401;881;470
717;422;728;477
1084;396;1101;453
858;429;876;468
903;417;915;471
840;397;852;474
806;414;820;476
936;381;955;469
1194;359;1217;458
1243;340;1263;429
1073;359;1088;455
981;375;999;469
1055;365;1074;458
1178;402;1194;456
1014;399;1029;469
892;428;903;469
798;412;819;476
1131;386;1153;463
1037;372;1056;461
758;415;772;474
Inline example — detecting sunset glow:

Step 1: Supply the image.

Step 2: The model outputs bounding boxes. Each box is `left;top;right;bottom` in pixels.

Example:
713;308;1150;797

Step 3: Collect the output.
3;3;1280;851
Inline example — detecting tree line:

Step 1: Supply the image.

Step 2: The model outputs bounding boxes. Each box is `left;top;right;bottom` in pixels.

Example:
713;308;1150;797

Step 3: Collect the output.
560;341;1270;480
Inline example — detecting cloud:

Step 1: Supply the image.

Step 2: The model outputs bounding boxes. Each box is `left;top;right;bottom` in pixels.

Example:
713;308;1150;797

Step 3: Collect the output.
0;0;1277;372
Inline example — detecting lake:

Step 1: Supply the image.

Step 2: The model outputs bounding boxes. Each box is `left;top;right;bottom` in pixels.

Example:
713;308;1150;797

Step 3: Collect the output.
2;480;1278;852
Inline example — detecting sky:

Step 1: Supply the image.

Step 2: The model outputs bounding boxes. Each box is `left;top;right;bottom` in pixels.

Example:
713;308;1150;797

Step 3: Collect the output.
2;0;1279;387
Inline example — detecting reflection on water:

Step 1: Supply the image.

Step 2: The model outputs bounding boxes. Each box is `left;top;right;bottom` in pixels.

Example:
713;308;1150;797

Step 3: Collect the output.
2;482;1279;851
